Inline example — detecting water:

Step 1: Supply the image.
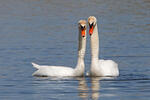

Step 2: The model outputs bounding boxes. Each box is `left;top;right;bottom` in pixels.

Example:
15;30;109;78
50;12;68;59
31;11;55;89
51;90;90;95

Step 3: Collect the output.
0;0;150;100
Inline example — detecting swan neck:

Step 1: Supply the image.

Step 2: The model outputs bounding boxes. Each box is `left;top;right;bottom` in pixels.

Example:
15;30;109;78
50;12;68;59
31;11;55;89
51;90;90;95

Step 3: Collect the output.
78;27;86;58
75;57;84;76
91;24;99;59
75;27;86;75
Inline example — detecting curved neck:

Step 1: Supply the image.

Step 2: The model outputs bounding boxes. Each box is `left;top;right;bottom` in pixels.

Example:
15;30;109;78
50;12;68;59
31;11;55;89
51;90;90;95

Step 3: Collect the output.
90;24;99;59
75;28;86;75
78;29;86;59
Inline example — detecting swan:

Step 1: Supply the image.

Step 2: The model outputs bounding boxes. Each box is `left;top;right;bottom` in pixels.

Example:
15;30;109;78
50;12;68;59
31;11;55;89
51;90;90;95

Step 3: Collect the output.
31;20;87;77
88;16;119;77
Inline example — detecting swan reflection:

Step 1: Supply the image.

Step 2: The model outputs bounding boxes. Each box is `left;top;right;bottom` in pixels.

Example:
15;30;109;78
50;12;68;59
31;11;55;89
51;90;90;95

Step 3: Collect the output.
91;77;101;100
76;77;89;100
77;77;115;100
91;77;115;100
33;76;115;100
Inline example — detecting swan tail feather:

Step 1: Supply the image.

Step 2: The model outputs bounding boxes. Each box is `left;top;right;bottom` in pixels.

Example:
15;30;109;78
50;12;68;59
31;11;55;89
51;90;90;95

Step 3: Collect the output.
31;62;40;69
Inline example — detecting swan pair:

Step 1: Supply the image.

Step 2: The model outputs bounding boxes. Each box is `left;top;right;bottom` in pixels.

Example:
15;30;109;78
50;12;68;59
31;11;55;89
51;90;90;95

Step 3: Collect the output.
32;16;119;77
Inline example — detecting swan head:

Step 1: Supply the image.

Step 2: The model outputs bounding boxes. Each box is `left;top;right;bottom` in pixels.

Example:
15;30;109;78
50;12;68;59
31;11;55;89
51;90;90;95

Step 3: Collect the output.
88;16;97;36
78;20;87;37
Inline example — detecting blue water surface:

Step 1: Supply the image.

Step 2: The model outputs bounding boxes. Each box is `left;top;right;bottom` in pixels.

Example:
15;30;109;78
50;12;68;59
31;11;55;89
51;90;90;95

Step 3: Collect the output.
0;0;150;100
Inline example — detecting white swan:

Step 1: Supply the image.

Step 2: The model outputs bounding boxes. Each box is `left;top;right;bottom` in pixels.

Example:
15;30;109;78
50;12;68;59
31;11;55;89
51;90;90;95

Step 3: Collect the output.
31;20;87;77
88;16;119;76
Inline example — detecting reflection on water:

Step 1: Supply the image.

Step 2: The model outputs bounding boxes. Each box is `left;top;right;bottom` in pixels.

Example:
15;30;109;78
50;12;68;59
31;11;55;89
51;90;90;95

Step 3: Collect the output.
91;77;101;100
90;77;115;100
33;76;111;100
77;77;115;100
77;77;89;100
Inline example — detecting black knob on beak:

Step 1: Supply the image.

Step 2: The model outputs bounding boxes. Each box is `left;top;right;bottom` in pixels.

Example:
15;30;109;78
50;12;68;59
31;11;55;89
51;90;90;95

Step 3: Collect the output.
89;23;94;28
81;25;85;30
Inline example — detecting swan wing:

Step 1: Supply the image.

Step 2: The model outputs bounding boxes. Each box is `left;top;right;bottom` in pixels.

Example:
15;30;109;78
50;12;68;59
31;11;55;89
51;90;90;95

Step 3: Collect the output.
98;59;119;76
32;66;75;77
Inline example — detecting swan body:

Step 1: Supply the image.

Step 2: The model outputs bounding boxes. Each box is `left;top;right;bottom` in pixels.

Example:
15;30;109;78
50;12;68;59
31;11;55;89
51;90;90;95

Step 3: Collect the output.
32;20;87;77
32;63;75;76
88;16;119;77
90;59;119;76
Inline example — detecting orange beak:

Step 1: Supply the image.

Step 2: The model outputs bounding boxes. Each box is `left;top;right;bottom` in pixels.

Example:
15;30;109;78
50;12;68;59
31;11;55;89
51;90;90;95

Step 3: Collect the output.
81;29;85;37
89;25;93;36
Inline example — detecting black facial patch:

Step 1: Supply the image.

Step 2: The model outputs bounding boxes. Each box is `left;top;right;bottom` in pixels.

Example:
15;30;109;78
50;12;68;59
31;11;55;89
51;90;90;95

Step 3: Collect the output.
89;23;94;28
81;25;85;30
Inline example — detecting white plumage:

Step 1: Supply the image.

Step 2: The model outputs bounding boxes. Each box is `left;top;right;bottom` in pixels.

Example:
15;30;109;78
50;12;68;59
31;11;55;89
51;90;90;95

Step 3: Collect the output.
32;20;87;77
88;16;119;77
